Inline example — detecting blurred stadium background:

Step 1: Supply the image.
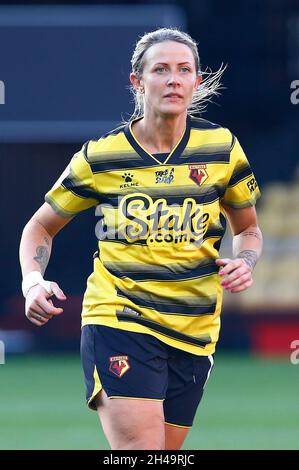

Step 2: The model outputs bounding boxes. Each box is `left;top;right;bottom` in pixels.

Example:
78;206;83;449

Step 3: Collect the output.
1;0;299;450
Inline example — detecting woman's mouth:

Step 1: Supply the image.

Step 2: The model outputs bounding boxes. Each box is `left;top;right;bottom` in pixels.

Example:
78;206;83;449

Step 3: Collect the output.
163;93;183;101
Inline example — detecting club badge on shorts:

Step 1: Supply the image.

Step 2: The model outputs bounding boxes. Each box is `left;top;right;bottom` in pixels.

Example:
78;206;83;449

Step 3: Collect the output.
109;355;130;378
189;164;208;187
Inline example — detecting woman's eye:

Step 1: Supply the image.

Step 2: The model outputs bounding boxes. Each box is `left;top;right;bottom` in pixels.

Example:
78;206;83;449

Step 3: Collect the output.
154;66;191;73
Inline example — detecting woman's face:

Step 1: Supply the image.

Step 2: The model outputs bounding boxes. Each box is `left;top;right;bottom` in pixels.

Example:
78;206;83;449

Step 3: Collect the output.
132;40;202;117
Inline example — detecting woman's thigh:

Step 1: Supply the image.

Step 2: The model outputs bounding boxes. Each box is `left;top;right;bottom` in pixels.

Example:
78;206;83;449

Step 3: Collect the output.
95;389;165;450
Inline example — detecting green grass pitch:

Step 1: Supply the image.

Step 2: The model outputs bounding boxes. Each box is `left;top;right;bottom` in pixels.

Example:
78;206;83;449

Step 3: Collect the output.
0;353;298;450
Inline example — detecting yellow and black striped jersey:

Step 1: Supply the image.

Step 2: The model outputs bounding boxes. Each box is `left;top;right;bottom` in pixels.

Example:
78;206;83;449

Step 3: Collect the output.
45;115;260;356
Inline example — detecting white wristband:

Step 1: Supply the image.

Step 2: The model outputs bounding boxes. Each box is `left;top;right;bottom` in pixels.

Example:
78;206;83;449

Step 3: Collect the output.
22;271;53;298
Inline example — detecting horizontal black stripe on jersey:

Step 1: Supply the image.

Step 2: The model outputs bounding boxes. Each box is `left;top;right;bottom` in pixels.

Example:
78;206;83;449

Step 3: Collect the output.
101;237;147;246
116;310;211;348
221;198;258;210
228;165;253;187
179;152;230;164
98;227;226;248
100;188;225;208
89;159;150;173
182;141;231;156
98;226;226;248
104;261;218;282
87;152;142;166
61;175;102;202
116;287;216;316
190;117;222;130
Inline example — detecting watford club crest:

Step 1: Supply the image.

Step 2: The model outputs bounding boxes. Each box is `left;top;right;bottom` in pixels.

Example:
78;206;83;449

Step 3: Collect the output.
189;164;208;187
109;356;130;378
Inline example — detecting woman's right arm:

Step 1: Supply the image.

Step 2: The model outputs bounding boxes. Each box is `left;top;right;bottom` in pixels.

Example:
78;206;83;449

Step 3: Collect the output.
19;202;73;326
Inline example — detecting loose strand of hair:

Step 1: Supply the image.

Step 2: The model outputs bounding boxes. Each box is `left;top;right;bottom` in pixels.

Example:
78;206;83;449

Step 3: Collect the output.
188;63;227;115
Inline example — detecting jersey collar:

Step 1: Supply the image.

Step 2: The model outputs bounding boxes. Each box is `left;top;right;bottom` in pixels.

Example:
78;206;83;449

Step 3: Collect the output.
124;115;191;166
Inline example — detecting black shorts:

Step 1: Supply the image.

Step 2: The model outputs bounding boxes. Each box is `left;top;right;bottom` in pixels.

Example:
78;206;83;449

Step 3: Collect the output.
80;325;214;427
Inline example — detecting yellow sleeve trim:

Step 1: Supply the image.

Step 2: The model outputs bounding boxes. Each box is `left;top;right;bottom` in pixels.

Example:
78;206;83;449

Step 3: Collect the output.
108;396;164;402
165;421;191;429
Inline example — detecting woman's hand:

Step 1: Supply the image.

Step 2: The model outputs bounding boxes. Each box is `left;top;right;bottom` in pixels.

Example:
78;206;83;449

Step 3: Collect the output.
25;282;66;326
215;257;253;293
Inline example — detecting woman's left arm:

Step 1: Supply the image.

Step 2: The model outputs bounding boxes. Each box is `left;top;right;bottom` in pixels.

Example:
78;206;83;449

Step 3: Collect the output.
215;205;263;293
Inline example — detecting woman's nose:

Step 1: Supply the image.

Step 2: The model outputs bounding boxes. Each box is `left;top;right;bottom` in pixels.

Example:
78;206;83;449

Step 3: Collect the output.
167;73;180;85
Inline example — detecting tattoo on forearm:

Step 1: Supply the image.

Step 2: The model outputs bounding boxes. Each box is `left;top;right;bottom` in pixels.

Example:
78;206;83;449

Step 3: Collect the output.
33;246;49;275
237;249;257;271
241;230;262;240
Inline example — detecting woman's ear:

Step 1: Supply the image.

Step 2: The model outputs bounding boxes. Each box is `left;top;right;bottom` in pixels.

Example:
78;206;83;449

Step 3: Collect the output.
130;73;141;91
130;73;144;94
195;74;203;90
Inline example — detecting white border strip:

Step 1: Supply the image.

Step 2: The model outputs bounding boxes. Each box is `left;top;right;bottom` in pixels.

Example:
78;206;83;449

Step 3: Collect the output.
203;354;214;389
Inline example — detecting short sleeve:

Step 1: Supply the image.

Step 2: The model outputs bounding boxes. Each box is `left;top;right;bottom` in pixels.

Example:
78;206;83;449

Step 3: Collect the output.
45;142;100;217
221;136;261;209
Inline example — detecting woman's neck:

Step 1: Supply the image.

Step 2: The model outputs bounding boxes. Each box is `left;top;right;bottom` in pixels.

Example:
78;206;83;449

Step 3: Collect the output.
132;112;187;154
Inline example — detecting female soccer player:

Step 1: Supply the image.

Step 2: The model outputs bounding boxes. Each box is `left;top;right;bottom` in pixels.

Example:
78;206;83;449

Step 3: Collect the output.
19;28;262;450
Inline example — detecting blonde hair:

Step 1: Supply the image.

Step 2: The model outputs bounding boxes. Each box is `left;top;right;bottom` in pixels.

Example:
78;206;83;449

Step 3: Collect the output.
129;27;225;121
